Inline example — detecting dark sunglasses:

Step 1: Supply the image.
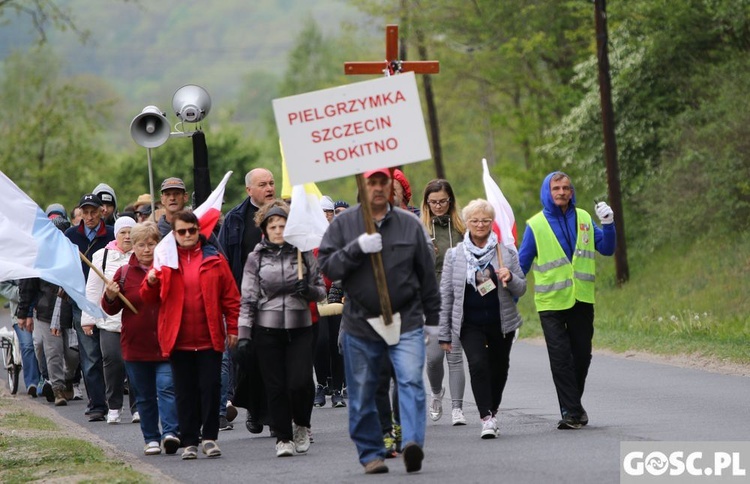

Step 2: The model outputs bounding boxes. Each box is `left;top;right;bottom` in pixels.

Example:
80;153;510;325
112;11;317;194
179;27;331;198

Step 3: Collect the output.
175;227;198;236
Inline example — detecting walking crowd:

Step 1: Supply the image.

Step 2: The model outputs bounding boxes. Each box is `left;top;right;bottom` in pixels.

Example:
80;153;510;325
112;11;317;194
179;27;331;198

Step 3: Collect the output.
2;166;615;475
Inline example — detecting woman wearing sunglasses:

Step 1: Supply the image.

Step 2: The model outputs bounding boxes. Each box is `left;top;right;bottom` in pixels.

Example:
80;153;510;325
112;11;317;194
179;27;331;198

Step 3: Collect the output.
142;210;240;460
420;179;468;426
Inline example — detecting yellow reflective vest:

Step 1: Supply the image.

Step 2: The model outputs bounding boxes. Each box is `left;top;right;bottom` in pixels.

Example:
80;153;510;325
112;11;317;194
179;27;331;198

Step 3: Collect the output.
528;209;595;311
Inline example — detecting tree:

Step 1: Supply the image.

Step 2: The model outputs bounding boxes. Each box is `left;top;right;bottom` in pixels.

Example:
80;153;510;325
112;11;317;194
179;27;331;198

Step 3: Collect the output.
114;125;263;210
0;47;115;208
0;0;136;43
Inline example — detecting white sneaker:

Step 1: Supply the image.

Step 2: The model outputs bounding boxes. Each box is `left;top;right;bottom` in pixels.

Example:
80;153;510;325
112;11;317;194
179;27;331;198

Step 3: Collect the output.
429;387;445;421
293;423;311;453
131;411;140;423
72;383;83;400
480;417;497;439
106;409;121;424
276;440;295;457
144;441;161;455
491;415;499;436
452;408;467;426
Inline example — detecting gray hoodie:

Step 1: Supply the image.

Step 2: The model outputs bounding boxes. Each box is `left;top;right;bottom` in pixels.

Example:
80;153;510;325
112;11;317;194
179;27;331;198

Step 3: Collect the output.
93;183;117;210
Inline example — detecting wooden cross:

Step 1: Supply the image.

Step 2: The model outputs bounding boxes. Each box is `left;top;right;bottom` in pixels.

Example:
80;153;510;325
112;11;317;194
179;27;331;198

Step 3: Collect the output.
343;25;439;327
344;24;440;76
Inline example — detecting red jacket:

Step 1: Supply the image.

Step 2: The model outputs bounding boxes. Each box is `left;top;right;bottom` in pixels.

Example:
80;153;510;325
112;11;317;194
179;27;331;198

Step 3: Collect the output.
141;242;240;358
101;254;163;362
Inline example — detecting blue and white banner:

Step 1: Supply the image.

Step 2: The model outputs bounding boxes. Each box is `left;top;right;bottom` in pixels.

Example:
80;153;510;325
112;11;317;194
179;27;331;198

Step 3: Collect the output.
0;171;104;317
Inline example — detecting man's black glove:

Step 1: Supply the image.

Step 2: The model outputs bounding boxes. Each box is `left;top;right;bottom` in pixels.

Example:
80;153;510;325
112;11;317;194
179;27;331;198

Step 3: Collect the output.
294;279;310;298
236;338;252;363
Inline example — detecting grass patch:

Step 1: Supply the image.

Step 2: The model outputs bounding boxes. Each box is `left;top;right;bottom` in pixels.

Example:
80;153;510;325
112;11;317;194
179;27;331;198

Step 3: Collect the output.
0;396;153;484
0;435;146;483
0;410;58;431
518;233;750;365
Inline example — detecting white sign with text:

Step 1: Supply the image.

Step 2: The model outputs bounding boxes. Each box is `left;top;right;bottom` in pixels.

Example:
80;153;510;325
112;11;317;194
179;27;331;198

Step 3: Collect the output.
273;72;431;185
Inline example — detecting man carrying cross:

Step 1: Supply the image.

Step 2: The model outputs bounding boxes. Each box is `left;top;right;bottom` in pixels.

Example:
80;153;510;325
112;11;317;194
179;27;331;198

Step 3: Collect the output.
318;168;440;475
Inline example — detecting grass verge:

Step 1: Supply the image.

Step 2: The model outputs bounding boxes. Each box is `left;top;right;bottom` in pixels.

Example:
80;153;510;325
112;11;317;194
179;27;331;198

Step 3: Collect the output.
0;395;153;483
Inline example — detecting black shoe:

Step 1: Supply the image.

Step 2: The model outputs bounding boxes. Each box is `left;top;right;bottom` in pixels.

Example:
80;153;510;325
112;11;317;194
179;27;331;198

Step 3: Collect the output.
162;434;180;455
313;384;326;407
219;415;233;431
225;402;238;422
41;381;54;403
402;443;424;473
27;385;37;398
557;415;583;430
580;411;589;426
88;412;105;422
331;390;346;408
245;414;263;434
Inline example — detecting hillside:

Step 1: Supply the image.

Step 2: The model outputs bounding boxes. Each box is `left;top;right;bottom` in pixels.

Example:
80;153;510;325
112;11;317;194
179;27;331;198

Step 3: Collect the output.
0;0;366;121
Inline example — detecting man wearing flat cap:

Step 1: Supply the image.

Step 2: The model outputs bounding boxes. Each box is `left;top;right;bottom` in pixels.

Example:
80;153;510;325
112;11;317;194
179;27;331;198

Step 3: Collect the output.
157;177;190;237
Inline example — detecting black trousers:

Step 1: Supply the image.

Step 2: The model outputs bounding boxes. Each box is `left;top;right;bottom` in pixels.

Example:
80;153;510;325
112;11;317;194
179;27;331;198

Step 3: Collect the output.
460;323;514;419
313;315;345;391
539;301;594;418
375;354;400;433
170;349;223;447
254;326;314;442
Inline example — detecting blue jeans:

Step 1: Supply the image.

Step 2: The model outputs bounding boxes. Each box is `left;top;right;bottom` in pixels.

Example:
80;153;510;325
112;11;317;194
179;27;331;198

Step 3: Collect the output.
72;304;107;414
13;323;40;390
342;327;426;465
219;348;233;416
125;361;179;443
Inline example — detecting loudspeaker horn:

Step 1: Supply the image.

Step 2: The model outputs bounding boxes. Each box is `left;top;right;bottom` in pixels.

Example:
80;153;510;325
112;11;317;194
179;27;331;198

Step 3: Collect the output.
130;106;170;148
172;84;211;123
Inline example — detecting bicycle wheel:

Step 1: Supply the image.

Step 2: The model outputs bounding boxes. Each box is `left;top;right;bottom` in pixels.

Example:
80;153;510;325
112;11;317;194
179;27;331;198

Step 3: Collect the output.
8;363;20;395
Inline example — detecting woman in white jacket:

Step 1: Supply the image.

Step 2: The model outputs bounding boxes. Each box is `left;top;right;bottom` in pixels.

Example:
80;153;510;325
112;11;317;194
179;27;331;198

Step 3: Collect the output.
82;216;136;424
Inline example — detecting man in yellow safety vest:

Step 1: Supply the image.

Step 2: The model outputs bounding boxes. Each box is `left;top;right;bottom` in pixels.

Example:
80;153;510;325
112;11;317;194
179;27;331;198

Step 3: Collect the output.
518;171;616;430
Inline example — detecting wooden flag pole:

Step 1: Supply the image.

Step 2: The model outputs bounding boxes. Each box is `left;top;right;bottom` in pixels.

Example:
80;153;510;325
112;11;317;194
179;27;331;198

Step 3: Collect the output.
297;250;304;280
495;244;507;288
356;174;393;325
79;252;138;314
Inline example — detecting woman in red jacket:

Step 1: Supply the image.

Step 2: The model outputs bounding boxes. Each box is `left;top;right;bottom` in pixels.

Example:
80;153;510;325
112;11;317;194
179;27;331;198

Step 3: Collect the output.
102;222;180;456
141;210;240;460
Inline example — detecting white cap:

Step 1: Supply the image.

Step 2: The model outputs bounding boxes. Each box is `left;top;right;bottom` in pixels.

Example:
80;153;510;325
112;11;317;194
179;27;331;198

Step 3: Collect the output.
320;196;335;211
114;216;136;235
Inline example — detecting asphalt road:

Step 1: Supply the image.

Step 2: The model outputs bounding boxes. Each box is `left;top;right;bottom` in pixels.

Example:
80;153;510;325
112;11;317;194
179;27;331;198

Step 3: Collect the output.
3;324;748;484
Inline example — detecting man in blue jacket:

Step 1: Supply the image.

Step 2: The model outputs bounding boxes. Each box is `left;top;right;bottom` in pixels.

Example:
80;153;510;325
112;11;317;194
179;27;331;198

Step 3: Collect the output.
64;193;114;421
318;168;440;475
218;168;276;434
517;171;615;430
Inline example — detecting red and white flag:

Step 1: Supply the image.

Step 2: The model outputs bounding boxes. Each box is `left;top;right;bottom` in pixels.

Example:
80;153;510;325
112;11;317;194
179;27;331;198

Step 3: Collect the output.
154;171;233;269
481;158;517;248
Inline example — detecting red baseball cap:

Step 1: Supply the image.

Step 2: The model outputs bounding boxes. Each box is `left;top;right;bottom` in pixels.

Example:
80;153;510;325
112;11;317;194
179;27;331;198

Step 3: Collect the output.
363;168;391;179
